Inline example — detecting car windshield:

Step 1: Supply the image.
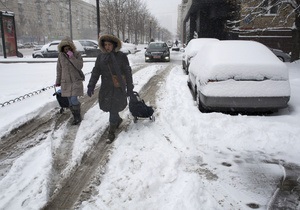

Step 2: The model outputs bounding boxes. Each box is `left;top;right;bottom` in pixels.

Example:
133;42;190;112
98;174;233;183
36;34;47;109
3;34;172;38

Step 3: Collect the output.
148;43;166;49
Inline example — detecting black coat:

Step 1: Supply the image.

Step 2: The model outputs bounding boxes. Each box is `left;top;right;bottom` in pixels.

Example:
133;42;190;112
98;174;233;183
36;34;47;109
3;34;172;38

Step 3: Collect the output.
88;51;134;112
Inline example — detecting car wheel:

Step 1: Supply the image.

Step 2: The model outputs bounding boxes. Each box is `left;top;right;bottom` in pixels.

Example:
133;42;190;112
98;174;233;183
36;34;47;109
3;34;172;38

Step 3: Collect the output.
277;56;284;62
197;95;207;113
187;80;192;90
193;85;197;101
185;65;189;75
35;55;43;58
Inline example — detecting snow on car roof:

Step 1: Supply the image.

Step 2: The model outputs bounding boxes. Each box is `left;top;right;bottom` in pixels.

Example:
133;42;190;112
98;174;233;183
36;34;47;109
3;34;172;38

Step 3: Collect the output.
189;40;289;84
184;38;219;56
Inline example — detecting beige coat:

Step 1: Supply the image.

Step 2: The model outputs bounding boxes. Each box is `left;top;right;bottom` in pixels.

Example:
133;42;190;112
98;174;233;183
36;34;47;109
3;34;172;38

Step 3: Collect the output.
56;37;84;97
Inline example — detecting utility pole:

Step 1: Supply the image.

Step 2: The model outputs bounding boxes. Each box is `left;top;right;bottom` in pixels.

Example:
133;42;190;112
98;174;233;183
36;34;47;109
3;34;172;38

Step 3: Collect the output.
69;0;73;39
150;21;152;42
96;0;100;38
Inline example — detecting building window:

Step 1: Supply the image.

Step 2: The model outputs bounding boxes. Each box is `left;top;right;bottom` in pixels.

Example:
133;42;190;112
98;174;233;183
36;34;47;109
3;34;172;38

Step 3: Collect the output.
262;0;279;15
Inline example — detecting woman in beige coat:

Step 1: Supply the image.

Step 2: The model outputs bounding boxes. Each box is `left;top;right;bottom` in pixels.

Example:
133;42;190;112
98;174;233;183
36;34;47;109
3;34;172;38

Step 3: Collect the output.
55;37;84;125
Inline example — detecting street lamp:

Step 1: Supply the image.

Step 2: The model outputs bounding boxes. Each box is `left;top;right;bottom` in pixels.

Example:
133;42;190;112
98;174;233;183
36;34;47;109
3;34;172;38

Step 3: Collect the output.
149;21;152;42
96;0;100;37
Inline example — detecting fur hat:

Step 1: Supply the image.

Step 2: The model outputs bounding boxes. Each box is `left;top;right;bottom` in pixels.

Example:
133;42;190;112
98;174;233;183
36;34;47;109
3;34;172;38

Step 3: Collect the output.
58;36;76;52
99;34;122;52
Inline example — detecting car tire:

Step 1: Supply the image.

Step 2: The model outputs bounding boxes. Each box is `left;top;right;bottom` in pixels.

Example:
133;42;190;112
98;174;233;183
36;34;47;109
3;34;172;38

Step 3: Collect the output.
35;55;43;58
185;65;189;75
193;85;197;101
197;96;207;113
277;56;284;62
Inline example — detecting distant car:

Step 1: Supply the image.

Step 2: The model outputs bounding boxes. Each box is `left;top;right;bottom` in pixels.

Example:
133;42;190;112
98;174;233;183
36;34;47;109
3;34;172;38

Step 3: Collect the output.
121;42;137;54
32;40;85;58
182;38;219;74
188;40;291;113
77;39;98;49
171;43;183;51
269;48;291;62
33;45;43;51
77;40;100;57
17;43;24;49
145;42;170;62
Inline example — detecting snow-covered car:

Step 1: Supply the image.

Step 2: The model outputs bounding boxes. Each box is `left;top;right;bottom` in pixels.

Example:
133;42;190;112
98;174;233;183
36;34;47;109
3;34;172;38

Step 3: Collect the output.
32;40;85;58
269;47;291;62
121;42;137;54
182;38;219;74
145;41;170;62
188;40;291;113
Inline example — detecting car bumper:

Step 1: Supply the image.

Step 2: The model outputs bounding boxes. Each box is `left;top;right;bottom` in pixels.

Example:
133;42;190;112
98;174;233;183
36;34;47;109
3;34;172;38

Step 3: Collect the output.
145;55;170;61
199;80;291;112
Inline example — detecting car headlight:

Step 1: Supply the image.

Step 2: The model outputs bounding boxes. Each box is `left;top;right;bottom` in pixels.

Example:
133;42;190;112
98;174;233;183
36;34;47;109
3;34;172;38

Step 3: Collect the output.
145;51;151;56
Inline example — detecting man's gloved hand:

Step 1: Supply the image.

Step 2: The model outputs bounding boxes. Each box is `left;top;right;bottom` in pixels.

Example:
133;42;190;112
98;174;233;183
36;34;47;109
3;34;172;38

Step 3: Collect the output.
87;87;94;97
67;50;73;58
55;83;61;87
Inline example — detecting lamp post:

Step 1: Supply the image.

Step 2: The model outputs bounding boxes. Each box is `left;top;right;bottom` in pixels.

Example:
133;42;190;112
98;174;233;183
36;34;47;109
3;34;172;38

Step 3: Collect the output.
68;0;73;39
96;0;100;37
149;21;152;42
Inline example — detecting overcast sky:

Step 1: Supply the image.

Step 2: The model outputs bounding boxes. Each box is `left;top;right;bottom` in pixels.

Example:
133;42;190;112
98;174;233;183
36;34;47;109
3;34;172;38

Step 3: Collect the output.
84;0;181;37
141;0;182;36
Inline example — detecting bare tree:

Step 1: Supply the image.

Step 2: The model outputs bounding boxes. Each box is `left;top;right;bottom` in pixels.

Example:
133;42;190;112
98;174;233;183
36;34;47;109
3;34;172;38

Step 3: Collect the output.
227;0;300;61
99;0;172;44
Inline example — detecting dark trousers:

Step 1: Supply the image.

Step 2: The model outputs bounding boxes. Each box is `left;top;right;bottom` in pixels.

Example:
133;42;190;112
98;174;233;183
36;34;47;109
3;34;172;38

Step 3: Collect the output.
109;111;120;125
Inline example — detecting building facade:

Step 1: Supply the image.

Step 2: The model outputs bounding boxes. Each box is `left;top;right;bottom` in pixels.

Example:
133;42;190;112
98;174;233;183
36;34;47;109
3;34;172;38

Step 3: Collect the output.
180;0;238;44
237;0;294;53
180;0;295;54
0;0;97;44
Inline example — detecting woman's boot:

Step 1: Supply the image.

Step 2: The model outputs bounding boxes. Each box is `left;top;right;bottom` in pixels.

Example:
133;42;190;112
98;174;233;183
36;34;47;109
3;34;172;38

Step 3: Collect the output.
107;123;117;143
70;104;82;125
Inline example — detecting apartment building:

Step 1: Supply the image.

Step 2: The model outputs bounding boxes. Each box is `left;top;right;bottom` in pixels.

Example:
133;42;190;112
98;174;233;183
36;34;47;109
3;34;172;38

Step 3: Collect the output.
0;0;97;44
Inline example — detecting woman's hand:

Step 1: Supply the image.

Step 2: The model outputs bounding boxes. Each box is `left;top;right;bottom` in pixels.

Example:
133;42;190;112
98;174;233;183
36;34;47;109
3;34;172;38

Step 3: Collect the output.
67;51;73;58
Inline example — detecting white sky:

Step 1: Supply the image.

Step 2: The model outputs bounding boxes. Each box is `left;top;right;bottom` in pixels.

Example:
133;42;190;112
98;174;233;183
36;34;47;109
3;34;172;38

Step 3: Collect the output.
141;0;182;36
83;0;182;37
0;47;300;209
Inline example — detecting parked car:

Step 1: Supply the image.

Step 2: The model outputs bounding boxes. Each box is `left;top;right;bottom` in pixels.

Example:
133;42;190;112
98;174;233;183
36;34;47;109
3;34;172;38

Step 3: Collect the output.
269;47;291;62
182;38;219;74
121;42;137;54
145;41;170;62
33;45;43;51
77;39;98;50
17;43;24;49
23;42;38;48
77;39;100;57
32;40;85;58
188;40;291;113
